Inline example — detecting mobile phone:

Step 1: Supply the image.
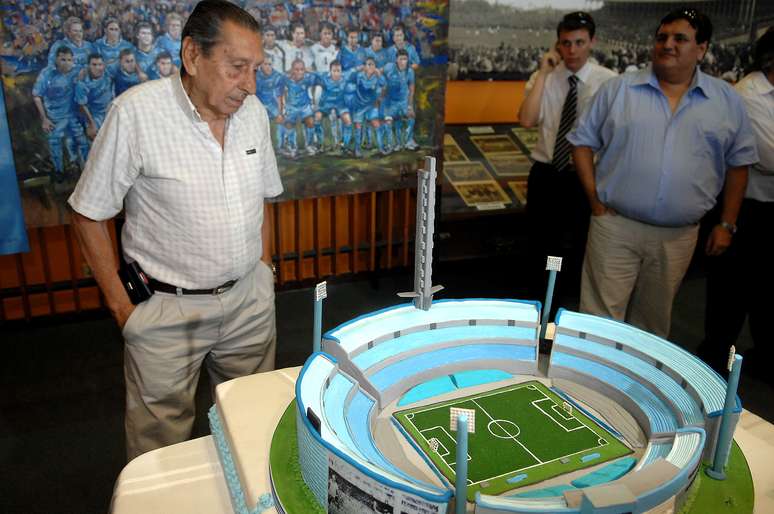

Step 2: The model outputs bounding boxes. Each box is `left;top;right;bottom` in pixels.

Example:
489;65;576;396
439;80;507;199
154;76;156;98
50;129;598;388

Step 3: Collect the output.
118;261;154;305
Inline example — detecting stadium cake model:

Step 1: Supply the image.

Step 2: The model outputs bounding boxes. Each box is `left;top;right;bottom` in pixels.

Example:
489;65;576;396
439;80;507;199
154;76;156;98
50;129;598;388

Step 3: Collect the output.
208;159;753;514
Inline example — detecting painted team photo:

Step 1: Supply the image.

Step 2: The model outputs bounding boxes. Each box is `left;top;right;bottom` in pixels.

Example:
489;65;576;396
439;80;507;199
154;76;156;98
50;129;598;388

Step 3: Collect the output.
1;0;449;225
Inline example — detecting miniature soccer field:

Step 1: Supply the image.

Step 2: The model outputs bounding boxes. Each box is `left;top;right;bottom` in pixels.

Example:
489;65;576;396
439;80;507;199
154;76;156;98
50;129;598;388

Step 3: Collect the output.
394;381;633;500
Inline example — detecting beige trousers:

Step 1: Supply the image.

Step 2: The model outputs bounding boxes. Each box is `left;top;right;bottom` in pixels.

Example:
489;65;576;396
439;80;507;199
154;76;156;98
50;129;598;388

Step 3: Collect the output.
580;214;698;338
121;260;276;460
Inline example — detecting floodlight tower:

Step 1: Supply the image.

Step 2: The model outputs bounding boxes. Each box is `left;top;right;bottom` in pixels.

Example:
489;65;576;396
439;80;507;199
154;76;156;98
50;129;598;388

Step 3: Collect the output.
450;407;475;514
398;156;443;310
539;256;562;340
706;346;743;480
312;281;327;354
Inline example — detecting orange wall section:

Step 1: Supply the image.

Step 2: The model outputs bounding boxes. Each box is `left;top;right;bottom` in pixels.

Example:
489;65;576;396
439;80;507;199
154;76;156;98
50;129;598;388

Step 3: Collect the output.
444;81;526;125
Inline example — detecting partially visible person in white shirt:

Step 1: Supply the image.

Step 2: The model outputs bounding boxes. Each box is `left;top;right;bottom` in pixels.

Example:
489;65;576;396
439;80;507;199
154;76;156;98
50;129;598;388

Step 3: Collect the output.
68;0;283;460
700;27;773;381
263;25;286;74
517;11;616;304
278;22;314;73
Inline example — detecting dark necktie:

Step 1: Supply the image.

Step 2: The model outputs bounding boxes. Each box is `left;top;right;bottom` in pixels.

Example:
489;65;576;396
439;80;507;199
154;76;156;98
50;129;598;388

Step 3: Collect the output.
552;75;579;171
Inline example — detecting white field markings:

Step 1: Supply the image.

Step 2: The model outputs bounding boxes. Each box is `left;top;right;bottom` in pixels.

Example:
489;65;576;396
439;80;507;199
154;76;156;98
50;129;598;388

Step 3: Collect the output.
399;383;616;486
551;403;576;421
471;398;542;466
402;415;470;478
531;398;584;431
467;390;613;487
400;382;543;417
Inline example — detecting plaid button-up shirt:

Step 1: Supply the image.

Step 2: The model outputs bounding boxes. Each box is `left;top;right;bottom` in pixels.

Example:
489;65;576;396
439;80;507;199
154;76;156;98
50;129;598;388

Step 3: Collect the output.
69;74;283;289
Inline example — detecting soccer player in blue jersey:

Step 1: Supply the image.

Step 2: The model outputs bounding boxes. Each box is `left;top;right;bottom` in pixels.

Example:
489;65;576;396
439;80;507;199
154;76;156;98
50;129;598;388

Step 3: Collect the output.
283;59;317;157
339;27;365;72
75;53;115;139
362;32;390;148
134;22;158;76
348;57;387;157
364;33;389;69
255;54;286;149
94;18;134;66
313;60;353;152
146;52;176;80
154;13;183;67
109;48;145;96
386;25;420;69
47;17;94;69
33;46;89;180
383;50;418;152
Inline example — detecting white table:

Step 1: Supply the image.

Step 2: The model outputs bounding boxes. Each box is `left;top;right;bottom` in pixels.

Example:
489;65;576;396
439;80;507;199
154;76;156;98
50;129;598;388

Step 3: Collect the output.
109;367;774;514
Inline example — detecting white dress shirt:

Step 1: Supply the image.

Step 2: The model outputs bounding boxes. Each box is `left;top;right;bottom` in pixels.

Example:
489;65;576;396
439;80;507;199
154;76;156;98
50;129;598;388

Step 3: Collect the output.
735;71;774;202
526;61;616;164
69;74;283;289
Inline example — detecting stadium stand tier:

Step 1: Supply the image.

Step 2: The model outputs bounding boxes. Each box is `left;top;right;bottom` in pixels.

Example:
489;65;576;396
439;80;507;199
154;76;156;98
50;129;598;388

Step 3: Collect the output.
552;309;741;462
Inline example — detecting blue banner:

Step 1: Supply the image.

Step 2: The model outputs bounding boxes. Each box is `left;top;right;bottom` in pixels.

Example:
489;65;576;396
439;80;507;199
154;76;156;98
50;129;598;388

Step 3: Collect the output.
0;83;29;255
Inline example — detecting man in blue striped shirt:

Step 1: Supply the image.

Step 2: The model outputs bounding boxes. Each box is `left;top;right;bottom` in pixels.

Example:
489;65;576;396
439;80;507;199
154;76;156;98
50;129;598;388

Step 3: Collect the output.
568;8;758;338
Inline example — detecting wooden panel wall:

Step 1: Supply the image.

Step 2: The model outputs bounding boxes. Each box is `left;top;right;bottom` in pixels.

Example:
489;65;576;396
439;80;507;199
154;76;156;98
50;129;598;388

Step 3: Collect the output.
0;190;416;321
444;81;523;124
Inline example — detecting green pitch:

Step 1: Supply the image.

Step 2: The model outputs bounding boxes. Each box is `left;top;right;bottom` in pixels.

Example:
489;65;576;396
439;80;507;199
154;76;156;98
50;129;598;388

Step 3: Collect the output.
394;381;632;500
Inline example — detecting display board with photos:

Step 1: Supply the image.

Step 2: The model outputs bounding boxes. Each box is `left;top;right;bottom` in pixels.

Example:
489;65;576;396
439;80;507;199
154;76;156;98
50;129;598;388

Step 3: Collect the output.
441;124;536;216
448;0;771;81
1;0;449;227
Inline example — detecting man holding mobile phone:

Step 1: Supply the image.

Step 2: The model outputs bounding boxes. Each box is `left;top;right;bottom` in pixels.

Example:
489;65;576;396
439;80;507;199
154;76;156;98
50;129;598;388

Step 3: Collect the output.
518;12;616;304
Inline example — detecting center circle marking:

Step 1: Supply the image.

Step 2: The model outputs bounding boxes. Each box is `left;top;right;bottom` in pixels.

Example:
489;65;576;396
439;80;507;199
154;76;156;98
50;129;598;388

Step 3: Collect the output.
487;419;520;439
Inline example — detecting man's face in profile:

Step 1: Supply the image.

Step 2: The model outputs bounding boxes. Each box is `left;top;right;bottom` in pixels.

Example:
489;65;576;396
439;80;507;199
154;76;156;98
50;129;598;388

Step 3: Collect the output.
189;20;263;117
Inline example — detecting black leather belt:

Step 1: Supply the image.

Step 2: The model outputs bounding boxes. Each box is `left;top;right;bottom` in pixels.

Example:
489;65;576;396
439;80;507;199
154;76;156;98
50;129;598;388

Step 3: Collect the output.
149;278;238;295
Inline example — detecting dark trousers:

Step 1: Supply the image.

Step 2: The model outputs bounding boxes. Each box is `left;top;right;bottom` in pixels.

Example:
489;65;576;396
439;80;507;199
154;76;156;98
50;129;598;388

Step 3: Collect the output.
525;161;590;310
701;199;774;373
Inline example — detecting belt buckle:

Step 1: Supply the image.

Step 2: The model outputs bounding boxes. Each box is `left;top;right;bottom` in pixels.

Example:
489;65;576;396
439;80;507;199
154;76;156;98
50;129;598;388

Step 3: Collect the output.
212;280;235;295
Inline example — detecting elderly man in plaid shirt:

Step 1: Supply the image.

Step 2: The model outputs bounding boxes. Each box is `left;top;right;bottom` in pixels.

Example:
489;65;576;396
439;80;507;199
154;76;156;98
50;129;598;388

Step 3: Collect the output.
69;0;282;460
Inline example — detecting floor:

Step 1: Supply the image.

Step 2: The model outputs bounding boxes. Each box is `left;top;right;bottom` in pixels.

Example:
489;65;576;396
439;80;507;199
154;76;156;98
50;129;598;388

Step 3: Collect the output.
1;256;771;514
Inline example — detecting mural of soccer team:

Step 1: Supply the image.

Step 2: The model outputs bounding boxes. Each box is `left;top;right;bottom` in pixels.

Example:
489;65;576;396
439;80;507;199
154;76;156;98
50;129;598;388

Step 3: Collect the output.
31;10;423;180
259;22;420;159
31;14;182;179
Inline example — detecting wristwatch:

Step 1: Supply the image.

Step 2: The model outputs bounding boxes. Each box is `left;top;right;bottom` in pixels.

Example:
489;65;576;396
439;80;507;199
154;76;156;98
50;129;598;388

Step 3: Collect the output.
719;221;737;235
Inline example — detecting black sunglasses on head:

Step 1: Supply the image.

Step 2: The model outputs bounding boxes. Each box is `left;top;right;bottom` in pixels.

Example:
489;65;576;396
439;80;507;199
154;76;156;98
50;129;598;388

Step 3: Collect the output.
563;11;591;25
